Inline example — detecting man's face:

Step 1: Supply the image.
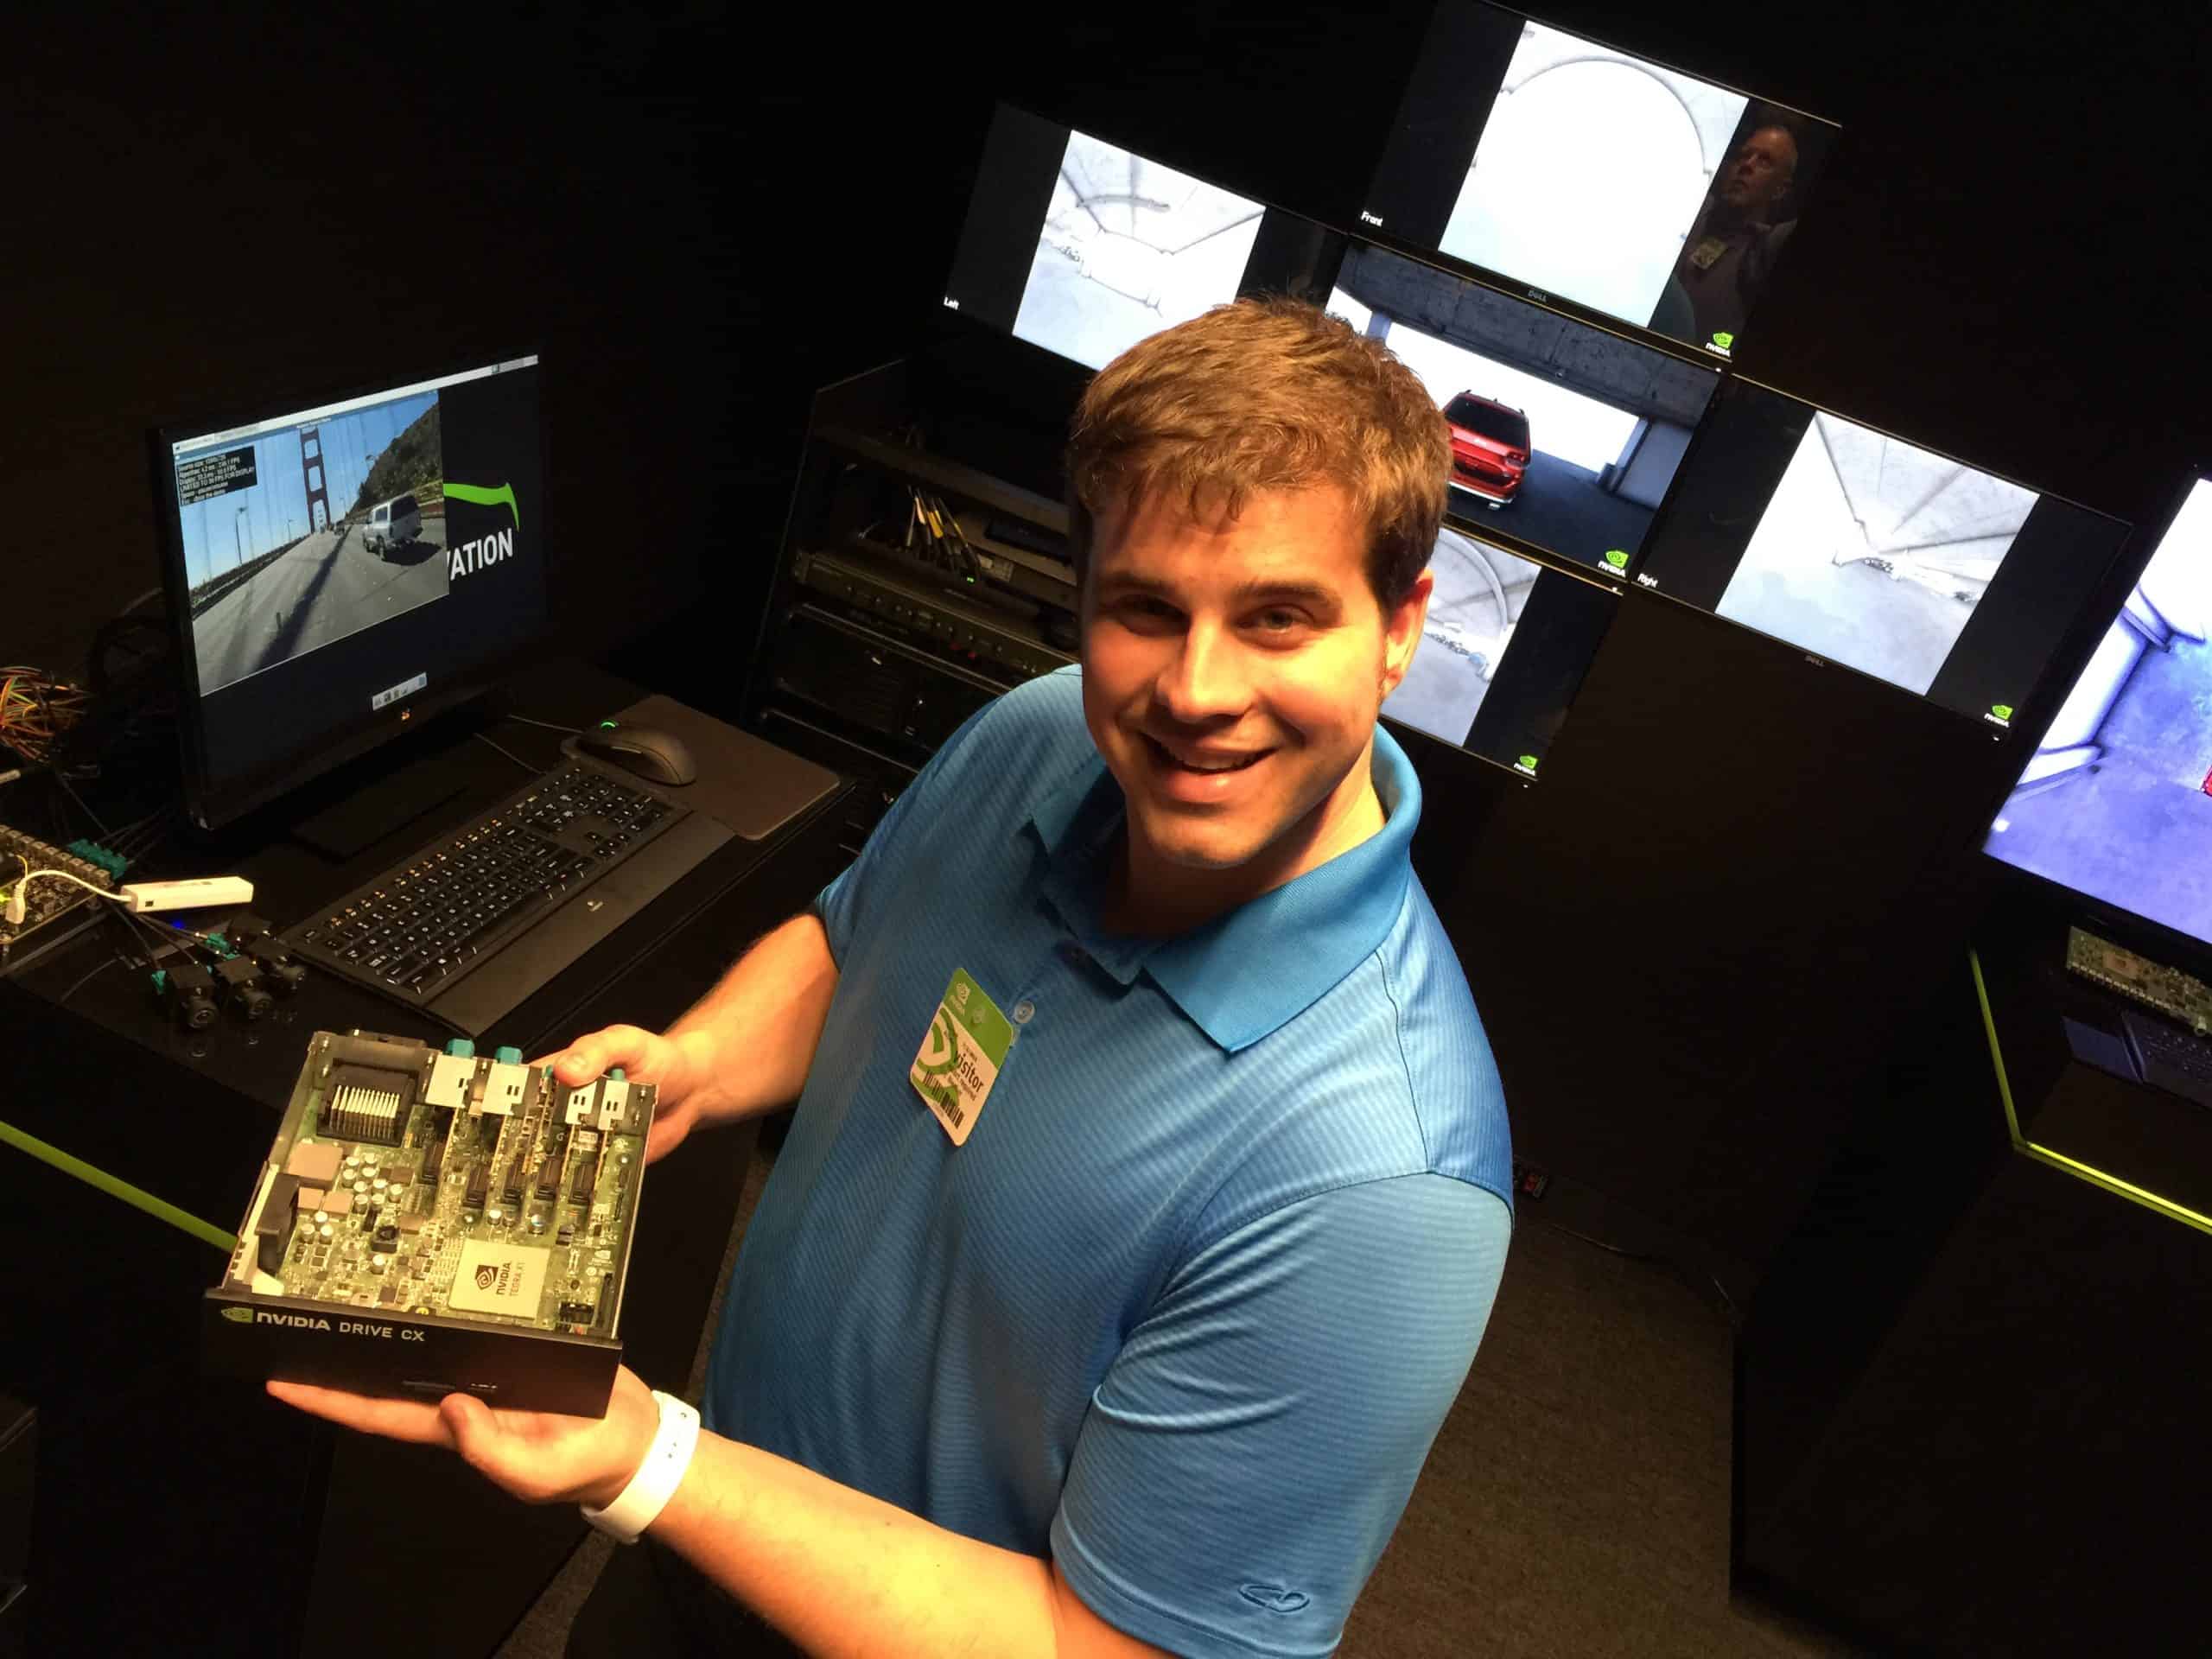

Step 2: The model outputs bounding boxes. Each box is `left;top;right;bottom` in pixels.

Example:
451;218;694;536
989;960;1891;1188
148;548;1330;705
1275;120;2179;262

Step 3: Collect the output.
1080;483;1429;896
1718;125;1798;215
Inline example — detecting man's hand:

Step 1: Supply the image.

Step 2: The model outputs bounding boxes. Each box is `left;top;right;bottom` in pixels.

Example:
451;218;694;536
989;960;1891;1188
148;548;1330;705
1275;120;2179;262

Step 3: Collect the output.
529;1025;715;1164
265;1364;662;1510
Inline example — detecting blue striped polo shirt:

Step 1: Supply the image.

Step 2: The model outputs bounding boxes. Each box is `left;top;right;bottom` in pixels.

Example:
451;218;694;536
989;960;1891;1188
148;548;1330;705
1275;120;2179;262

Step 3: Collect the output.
705;665;1512;1658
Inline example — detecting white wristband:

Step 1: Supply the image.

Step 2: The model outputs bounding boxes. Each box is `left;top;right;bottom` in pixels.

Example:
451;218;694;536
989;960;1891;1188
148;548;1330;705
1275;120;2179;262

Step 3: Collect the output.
582;1389;701;1544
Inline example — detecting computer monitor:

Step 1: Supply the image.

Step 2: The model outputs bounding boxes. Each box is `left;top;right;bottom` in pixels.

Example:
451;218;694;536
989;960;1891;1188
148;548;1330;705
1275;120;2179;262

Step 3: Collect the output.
1360;2;1838;359
944;107;1718;582
1984;474;2212;953
1630;376;2132;726
150;353;548;830
1383;525;1617;779
1324;242;1719;576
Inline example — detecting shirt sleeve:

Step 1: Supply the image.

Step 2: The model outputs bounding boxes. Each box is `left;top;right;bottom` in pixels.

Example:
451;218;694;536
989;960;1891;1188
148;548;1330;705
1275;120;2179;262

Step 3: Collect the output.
1051;1173;1511;1659
812;695;1003;965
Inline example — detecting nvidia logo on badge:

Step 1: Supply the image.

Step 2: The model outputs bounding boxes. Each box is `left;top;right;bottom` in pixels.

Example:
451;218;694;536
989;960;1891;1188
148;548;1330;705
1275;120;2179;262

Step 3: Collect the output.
1991;703;2014;721
1710;331;1735;351
1603;550;1628;570
220;1306;255;1324
1516;754;1540;775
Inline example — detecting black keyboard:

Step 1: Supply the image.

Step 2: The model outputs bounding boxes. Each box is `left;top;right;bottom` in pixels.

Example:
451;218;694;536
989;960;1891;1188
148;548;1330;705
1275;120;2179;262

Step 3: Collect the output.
2122;1009;2212;1106
287;760;732;1033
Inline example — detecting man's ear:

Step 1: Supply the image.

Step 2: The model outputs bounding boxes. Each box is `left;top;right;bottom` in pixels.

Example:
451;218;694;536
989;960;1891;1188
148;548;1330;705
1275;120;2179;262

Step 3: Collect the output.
1381;569;1433;700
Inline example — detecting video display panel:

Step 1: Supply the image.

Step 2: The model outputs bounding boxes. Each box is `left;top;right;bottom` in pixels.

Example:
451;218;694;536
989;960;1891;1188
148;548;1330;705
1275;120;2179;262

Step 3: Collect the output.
156;357;547;825
1986;478;2212;945
1325;244;1719;575
1361;2;1838;357
1383;524;1617;779
1633;378;2132;724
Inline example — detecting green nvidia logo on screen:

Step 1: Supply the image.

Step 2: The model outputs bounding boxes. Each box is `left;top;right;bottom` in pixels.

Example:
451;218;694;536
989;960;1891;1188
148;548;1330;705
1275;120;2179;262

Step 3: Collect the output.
1710;331;1735;351
220;1306;254;1324
1603;550;1628;570
1991;703;2014;721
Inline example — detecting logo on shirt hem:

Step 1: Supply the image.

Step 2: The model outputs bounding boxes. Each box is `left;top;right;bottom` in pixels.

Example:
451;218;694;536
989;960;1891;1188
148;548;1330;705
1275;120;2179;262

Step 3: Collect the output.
1238;1584;1312;1614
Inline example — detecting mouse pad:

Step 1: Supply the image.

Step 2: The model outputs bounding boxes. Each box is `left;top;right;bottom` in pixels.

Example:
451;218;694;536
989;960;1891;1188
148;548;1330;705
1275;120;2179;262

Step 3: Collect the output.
563;694;841;841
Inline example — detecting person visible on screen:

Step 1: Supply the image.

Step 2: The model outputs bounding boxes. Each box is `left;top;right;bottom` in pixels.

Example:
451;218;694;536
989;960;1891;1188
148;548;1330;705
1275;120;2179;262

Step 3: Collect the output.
1670;120;1802;350
265;297;1515;1659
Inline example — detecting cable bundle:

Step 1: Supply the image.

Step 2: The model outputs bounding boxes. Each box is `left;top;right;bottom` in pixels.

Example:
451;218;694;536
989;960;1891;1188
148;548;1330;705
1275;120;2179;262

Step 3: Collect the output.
0;665;91;766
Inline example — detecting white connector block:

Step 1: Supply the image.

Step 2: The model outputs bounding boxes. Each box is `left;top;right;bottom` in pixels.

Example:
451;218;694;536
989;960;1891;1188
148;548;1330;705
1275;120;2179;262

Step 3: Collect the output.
118;876;255;913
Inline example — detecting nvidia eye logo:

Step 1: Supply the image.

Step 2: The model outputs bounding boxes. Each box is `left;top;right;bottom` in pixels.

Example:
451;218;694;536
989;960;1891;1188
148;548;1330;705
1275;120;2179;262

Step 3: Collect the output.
1602;550;1628;570
1710;331;1735;351
1516;754;1539;773
220;1306;255;1324
1991;703;2014;721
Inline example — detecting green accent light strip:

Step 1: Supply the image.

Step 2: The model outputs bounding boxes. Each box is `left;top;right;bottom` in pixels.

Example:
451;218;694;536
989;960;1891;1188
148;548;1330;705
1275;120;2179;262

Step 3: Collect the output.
0;1116;238;1255
443;480;520;530
1969;950;2212;1237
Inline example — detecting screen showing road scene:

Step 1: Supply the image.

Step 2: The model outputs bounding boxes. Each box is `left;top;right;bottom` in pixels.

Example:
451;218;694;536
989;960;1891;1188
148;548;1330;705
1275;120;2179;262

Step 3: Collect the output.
1361;3;1837;356
160;357;546;813
944;105;1350;371
1633;378;2132;724
1382;525;1617;778
1325;243;1718;573
1986;479;2212;945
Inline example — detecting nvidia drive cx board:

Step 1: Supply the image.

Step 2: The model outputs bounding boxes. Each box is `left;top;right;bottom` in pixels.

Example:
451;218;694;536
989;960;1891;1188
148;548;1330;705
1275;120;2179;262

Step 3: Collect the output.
206;1030;652;1415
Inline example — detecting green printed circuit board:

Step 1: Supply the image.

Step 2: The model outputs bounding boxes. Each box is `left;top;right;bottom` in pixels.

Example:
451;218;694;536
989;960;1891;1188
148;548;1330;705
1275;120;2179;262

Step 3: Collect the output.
220;1030;652;1337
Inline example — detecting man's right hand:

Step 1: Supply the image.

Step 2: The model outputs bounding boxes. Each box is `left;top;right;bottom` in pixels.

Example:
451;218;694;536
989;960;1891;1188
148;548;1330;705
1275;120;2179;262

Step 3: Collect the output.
535;1025;715;1165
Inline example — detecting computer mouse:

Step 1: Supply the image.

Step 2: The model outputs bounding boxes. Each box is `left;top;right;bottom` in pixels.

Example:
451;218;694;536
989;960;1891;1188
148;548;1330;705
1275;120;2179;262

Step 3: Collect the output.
575;722;697;786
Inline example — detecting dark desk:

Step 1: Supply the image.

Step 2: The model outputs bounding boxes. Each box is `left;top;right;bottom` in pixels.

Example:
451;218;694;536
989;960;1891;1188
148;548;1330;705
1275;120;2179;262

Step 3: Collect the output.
0;660;855;1657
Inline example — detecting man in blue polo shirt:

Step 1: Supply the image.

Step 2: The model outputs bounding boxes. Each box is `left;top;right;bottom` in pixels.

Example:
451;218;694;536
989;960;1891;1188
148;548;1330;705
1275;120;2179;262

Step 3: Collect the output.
271;297;1513;1658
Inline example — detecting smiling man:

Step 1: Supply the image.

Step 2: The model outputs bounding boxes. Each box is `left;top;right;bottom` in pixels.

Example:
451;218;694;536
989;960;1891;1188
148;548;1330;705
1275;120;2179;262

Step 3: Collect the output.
270;297;1514;1658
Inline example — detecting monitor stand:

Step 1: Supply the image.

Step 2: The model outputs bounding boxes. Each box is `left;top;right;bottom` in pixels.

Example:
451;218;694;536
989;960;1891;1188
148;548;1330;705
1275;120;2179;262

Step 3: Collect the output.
286;733;479;862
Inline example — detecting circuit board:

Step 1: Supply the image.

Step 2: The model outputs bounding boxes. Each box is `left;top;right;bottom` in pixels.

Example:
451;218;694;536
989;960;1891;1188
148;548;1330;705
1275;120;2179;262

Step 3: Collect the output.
2066;926;2212;1036
0;822;114;969
226;1030;652;1337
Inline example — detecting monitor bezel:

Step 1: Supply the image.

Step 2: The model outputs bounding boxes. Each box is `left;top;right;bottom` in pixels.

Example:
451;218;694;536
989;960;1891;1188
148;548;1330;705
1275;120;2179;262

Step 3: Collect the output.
1977;467;2212;976
1355;0;1841;361
148;346;550;833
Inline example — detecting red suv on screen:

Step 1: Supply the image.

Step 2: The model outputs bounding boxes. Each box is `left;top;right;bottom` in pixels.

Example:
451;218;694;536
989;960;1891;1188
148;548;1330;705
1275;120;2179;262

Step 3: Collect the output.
1442;392;1531;509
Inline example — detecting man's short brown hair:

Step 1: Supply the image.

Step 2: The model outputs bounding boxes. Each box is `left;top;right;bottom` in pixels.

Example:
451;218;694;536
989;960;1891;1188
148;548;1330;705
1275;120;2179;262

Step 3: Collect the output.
1064;297;1451;607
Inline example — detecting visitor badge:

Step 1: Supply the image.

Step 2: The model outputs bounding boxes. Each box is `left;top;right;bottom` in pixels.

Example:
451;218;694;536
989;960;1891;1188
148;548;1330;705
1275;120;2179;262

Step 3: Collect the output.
1688;235;1728;271
910;969;1014;1146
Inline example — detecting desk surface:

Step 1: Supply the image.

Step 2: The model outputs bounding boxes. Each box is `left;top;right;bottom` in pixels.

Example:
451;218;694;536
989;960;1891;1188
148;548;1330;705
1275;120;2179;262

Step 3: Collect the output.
1;658;855;1657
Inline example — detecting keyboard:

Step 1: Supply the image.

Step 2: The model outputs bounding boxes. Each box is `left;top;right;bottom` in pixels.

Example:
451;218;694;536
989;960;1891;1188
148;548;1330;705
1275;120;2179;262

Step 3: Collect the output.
285;759;734;1035
2121;1008;2212;1109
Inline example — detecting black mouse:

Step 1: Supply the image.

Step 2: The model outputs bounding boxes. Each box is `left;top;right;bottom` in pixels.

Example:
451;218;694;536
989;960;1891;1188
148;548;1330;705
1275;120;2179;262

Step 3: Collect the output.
575;722;697;786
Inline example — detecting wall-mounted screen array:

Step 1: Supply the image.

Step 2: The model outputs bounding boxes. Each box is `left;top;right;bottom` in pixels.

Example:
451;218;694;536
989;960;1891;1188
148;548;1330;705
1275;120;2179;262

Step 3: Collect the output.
1631;378;2132;725
1383;526;1617;779
1361;1;1837;359
1985;477;2212;949
1324;243;1718;575
153;355;548;829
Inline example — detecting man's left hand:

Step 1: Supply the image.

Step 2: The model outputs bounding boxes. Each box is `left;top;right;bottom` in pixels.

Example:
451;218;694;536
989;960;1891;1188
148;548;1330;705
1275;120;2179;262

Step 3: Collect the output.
266;1364;661;1510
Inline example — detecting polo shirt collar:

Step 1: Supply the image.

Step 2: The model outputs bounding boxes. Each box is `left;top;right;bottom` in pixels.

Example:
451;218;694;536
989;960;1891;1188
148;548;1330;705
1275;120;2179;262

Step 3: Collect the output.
1027;728;1421;1054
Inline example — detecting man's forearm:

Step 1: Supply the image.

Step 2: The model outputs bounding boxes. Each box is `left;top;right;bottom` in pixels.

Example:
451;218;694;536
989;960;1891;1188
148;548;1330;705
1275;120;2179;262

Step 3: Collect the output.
665;912;840;1127
653;1429;1079;1659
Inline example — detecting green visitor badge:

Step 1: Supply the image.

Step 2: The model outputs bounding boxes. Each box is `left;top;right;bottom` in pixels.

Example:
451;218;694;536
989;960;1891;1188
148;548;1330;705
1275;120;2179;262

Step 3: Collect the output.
910;969;1014;1147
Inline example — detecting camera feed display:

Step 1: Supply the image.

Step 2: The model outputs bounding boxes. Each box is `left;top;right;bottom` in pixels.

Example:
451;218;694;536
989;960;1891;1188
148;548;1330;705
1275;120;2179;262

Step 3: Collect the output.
1385;527;1541;747
1012;132;1268;372
1987;480;2212;944
1326;243;1718;571
175;390;448;696
1363;4;1836;354
1382;525;1618;777
1714;416;2038;696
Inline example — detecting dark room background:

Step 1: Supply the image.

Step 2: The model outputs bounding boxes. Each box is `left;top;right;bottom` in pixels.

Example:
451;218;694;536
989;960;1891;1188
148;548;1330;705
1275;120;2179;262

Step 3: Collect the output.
8;0;2207;1293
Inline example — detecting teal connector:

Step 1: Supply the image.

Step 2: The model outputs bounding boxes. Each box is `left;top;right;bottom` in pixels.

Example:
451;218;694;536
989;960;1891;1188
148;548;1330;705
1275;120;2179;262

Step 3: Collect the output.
609;1066;626;1081
494;1046;523;1065
446;1039;476;1058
